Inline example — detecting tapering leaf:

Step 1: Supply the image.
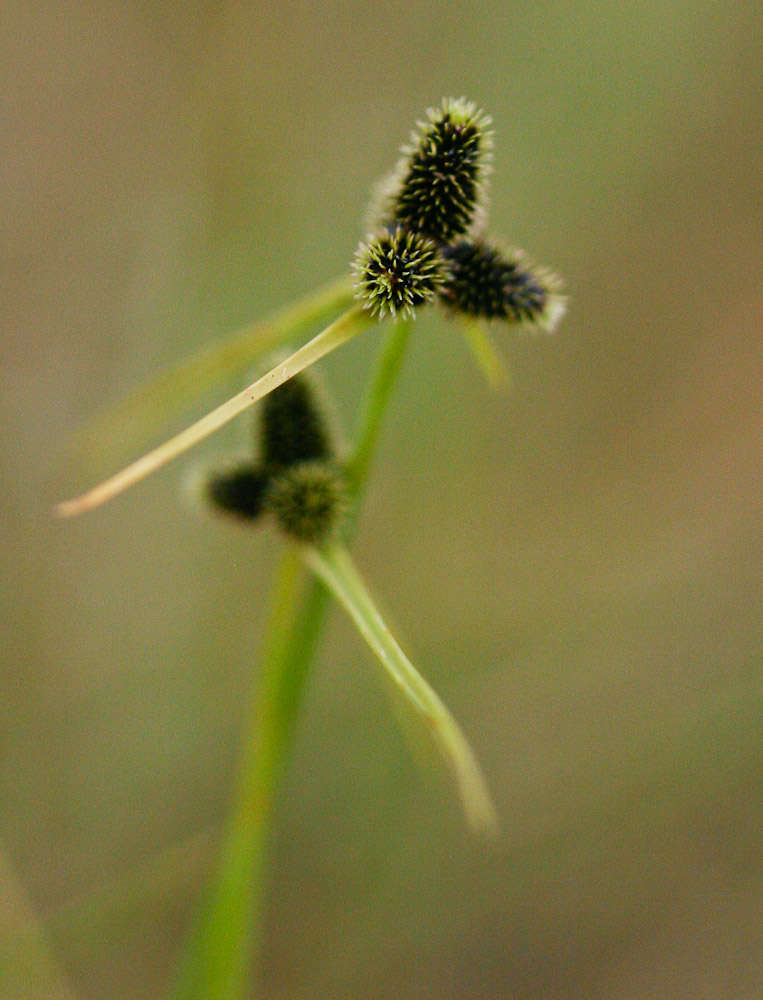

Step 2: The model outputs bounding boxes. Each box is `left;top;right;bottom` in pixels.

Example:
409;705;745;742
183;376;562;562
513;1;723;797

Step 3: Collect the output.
304;543;498;835
56;306;372;518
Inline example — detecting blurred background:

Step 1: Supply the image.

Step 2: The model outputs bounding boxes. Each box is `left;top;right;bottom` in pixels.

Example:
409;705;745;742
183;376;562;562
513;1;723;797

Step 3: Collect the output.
1;1;761;997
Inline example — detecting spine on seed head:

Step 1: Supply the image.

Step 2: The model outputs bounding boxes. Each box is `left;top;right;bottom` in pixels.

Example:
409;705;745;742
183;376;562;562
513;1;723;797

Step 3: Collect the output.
440;239;566;330
376;97;493;243
352;226;448;319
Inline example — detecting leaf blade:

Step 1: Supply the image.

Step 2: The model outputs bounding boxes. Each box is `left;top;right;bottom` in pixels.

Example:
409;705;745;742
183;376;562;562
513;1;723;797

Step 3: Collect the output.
304;543;499;836
65;275;355;474
56;306;372;518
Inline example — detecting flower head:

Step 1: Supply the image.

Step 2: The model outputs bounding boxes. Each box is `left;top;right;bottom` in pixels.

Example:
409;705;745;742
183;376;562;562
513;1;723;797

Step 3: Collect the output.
380;97;493;243
353;226;447;319
197;374;347;542
261;372;332;471
441;239;565;330
267;461;347;543
204;464;270;521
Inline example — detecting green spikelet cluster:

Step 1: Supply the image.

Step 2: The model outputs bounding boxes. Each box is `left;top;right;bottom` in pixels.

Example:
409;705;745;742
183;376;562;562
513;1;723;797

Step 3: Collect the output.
388;97;492;243
261;375;331;471
352;227;447;319
441;240;564;329
202;375;346;542
354;98;563;329
266;461;346;544
206;465;270;521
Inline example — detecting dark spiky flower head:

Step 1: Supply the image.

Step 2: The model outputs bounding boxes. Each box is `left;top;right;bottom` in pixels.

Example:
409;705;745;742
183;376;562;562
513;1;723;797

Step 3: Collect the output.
353;226;447;319
260;373;332;471
266;461;346;544
198;373;342;533
383;97;492;243
205;463;270;521
441;239;566;330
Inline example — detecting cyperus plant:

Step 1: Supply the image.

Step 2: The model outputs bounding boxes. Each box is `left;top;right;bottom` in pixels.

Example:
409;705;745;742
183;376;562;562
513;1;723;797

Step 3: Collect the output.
56;96;562;517
57;99;565;999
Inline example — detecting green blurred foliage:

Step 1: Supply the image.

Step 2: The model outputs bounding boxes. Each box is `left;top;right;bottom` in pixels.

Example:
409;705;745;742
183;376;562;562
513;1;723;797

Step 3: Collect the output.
1;1;760;997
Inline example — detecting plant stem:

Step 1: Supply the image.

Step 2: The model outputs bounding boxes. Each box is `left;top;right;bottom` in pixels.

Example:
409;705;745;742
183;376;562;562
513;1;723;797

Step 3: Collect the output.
459;317;511;388
173;549;304;1000
171;319;413;999
57;306;371;518
344;319;412;525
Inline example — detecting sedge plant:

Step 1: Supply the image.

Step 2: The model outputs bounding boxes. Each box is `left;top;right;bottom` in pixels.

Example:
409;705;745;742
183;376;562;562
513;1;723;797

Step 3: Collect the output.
57;98;565;999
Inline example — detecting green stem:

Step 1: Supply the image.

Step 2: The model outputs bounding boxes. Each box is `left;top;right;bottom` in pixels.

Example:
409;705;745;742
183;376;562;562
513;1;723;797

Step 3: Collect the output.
459;317;511;389
173;550;304;1000
172;319;413;999
344;319;412;525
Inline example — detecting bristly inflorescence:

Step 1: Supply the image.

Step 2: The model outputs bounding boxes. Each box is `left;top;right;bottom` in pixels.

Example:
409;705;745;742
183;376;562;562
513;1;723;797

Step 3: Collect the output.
441;239;565;331
206;464;270;521
352;227;447;320
388;97;493;243
261;376;332;471
353;97;563;327
266;461;346;543
202;374;346;544
55;97;567;522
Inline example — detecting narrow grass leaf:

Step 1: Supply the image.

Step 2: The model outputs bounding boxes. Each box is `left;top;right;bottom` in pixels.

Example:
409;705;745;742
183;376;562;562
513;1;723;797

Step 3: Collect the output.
64;276;355;474
303;543;499;836
56;306;372;518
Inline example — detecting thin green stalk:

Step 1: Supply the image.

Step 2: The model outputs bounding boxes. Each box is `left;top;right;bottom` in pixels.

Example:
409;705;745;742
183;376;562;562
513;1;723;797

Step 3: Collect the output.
459;317;511;389
344;319;412;521
173;549;304;1000
172;319;413;999
66;275;355;473
57;306;371;518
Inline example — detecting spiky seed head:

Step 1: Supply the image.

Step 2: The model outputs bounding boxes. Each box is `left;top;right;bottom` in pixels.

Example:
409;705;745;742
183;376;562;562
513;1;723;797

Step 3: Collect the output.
386;97;493;243
353;226;447;319
261;374;332;471
266;461;346;544
441;239;565;330
204;463;270;521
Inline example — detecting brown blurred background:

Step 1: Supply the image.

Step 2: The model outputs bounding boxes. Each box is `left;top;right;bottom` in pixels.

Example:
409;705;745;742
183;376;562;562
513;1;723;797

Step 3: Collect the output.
1;1;761;997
